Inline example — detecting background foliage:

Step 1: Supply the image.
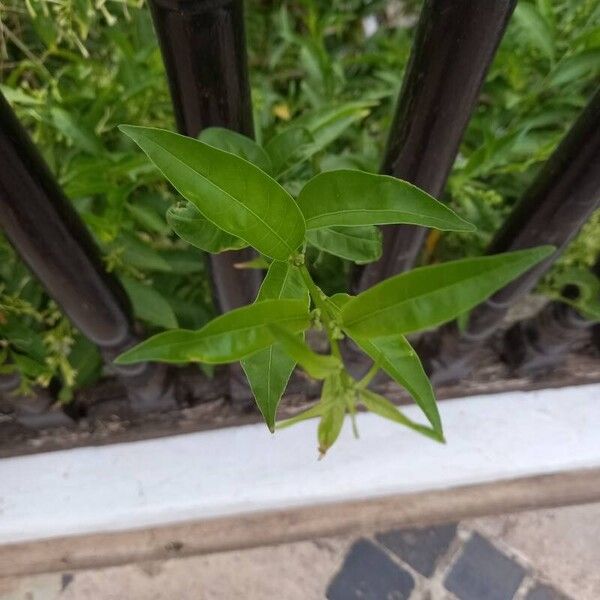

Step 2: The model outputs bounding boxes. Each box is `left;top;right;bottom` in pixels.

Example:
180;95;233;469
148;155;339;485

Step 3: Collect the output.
0;0;598;396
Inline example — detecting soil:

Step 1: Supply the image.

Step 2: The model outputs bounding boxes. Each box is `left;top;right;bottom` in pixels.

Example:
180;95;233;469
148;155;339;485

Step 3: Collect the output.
1;339;599;459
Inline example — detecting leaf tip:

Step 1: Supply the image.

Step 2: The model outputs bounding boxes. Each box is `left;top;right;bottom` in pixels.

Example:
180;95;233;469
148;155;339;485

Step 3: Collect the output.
463;219;477;233
537;244;557;257
118;124;135;136
113;351;135;365
517;244;556;266
119;124;149;144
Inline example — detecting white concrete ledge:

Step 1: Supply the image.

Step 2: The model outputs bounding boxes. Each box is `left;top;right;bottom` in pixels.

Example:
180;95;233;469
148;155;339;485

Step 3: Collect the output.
1;383;599;552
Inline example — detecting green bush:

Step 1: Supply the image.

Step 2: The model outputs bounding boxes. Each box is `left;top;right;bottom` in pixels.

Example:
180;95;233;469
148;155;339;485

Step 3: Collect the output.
0;0;598;397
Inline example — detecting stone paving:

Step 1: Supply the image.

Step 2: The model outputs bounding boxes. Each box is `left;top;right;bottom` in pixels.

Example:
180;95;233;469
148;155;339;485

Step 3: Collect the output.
327;526;565;600
1;503;598;599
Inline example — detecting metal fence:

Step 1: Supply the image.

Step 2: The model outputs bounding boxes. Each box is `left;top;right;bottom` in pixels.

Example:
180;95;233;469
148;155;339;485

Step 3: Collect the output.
1;0;599;428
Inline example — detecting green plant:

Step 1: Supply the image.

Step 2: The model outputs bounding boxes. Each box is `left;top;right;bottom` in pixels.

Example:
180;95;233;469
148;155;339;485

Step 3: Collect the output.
0;0;397;393
3;0;594;400
0;233;102;398
114;126;552;455
0;0;214;393
438;0;600;266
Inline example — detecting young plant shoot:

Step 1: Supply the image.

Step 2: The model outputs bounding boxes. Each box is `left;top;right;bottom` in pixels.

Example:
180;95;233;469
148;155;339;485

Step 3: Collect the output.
116;125;554;456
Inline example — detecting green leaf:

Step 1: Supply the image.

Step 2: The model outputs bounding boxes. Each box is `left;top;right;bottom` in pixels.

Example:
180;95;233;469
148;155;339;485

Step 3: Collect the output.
233;255;271;269
255;260;309;304
126;198;170;235
240;261;309;430
548;51;600;87
341;246;555;338
115;233;173;272
0;320;47;363
11;352;48;379
264;126;314;176
115;298;310;365
121;275;179;329
327;292;441;435
307;226;382;264
535;0;555;29
166;202;247;253
318;400;346;456
513;2;555;60
241;343;297;432
69;335;102;388
198;127;273;173
276;402;325;429
268;324;342;379
358;389;442;442
297;170;474;231
0;85;43;106
49;107;104;155
160;248;206;274
352;335;441;435
294;102;374;153
120;126;305;260
327;292;353;315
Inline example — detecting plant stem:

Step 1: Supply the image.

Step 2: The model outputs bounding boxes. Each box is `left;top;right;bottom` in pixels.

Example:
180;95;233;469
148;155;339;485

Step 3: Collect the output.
328;333;342;359
357;362;379;389
299;264;342;359
346;394;360;439
299;264;326;311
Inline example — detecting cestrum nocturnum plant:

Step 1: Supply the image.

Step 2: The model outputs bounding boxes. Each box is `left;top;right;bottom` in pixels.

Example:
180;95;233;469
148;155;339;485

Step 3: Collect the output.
115;125;553;456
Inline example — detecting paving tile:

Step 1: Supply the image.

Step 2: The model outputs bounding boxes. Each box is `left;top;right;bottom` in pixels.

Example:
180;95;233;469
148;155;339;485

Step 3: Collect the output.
526;582;572;600
61;573;74;591
376;523;457;576
326;539;414;600
469;504;600;600
444;533;526;600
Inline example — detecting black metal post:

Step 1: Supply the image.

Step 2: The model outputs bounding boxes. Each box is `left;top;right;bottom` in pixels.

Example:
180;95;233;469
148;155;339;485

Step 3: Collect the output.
0;372;20;399
0;92;173;411
465;87;600;340
359;0;516;291
419;87;600;383
501;258;600;374
502;301;594;375
0;370;73;428
148;0;260;311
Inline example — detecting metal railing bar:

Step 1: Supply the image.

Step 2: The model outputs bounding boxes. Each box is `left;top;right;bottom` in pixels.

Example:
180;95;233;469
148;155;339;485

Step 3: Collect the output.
148;0;261;312
0;92;173;412
358;0;516;291
419;86;600;383
464;86;600;341
501;257;600;374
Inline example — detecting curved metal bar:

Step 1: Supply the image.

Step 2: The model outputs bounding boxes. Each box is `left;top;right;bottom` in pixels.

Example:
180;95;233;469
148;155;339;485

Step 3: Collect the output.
0;94;133;349
502;301;594;375
148;0;260;311
419;87;600;383
501;257;600;374
465;86;600;340
359;0;516;291
0;92;173;412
